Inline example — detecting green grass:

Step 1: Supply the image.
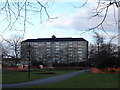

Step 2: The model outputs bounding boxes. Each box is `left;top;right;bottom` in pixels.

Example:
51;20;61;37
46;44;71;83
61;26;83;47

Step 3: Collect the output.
26;71;119;88
2;69;76;84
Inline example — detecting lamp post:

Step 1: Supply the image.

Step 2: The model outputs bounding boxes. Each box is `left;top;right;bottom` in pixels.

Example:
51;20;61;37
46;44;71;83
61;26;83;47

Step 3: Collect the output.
51;35;56;66
28;44;31;79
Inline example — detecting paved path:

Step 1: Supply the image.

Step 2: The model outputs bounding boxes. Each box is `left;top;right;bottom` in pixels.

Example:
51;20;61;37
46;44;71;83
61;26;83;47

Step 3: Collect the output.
2;69;90;88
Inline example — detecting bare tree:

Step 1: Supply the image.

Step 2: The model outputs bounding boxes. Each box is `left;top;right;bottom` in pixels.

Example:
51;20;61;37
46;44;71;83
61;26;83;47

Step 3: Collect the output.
56;48;65;63
1;43;9;58
89;32;118;68
1;35;22;67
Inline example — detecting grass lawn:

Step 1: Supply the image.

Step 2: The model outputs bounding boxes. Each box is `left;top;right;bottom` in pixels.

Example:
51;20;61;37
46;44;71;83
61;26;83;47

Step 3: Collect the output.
2;69;77;84
26;71;119;88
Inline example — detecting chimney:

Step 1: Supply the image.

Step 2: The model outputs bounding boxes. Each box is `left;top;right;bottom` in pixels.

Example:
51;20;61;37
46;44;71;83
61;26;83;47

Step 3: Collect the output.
52;35;56;39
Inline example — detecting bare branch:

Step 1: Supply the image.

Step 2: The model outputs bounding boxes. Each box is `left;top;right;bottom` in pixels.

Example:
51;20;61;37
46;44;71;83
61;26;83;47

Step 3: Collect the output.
36;0;57;22
69;0;88;8
88;2;112;31
0;0;119;39
100;24;111;36
0;0;57;38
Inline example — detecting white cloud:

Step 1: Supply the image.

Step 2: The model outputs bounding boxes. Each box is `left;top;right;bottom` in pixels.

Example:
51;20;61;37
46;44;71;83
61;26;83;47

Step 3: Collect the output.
44;7;89;29
44;0;118;36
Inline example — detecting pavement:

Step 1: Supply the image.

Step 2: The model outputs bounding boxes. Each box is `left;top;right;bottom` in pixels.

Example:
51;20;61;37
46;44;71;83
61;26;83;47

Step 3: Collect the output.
2;69;90;88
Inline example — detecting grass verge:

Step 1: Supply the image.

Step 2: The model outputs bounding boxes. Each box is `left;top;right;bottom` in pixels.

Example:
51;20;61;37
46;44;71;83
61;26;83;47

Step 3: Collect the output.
26;71;119;88
2;69;77;84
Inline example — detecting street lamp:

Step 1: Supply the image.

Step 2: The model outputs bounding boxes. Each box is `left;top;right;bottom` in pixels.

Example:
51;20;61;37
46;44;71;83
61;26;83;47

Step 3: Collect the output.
28;44;31;79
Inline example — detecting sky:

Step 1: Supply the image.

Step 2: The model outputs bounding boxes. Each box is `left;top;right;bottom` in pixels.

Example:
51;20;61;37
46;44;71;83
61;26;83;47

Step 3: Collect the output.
0;0;119;44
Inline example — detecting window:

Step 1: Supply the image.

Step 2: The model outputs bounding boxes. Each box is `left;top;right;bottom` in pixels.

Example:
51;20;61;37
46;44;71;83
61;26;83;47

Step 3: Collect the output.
64;43;68;45
78;42;82;44
55;42;59;44
78;51;81;53
56;48;59;50
38;44;42;46
82;42;87;45
55;45;59;47
47;49;50;51
69;42;73;44
47;45;50;47
34;45;38;47
47;42;50;44
78;48;82;50
34;43;38;45
69;45;73;47
61;43;64;45
78;45;81;47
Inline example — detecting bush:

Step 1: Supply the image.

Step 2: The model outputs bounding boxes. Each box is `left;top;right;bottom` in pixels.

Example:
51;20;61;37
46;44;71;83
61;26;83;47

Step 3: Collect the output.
10;64;16;67
31;60;43;67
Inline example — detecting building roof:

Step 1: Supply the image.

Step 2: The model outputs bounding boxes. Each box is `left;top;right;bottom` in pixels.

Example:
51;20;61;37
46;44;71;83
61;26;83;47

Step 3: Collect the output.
22;35;88;43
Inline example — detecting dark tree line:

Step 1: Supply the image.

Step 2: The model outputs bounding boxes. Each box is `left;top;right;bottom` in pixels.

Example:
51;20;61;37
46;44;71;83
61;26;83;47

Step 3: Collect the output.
88;32;120;68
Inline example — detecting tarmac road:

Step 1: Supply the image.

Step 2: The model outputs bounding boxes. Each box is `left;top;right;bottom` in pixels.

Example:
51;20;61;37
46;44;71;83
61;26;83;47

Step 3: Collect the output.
2;69;90;88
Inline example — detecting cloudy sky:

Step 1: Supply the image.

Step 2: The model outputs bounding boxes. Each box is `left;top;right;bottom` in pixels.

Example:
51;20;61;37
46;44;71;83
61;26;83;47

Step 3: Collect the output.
0;0;118;43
